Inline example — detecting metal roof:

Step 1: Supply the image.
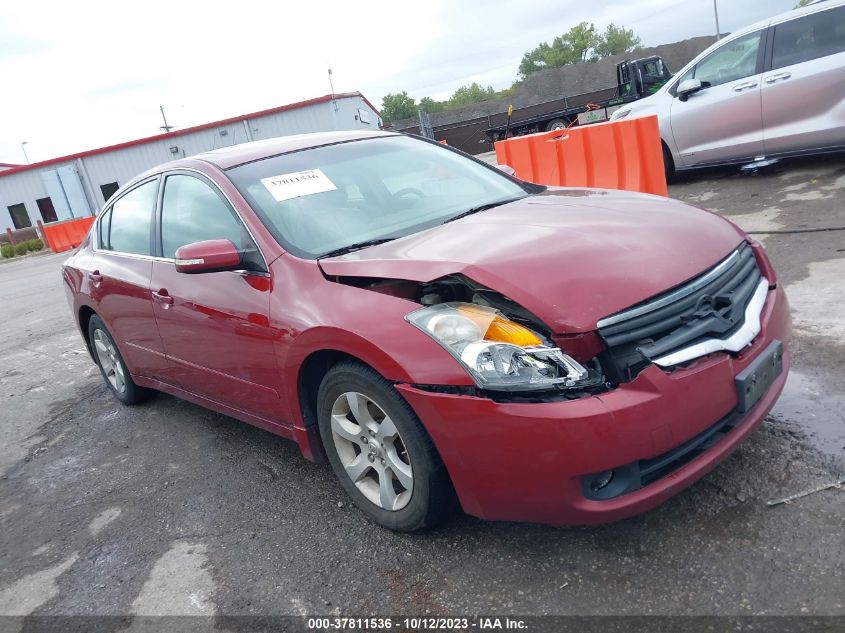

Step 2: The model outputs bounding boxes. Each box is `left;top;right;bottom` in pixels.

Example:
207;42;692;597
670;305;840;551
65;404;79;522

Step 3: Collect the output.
0;92;380;179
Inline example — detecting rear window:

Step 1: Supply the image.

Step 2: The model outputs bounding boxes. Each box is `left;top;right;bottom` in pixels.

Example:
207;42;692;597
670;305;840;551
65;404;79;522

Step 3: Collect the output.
104;179;157;256
772;5;845;69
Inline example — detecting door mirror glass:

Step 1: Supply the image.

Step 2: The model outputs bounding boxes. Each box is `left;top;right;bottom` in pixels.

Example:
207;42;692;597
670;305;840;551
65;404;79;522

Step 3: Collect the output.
174;239;241;274
677;79;704;101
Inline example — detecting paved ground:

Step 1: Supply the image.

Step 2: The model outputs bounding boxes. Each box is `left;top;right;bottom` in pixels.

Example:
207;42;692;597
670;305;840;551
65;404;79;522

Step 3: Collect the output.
1;155;843;625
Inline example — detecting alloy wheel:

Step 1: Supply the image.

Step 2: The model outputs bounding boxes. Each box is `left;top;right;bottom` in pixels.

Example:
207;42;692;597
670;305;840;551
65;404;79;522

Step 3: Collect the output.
93;329;126;394
330;391;413;511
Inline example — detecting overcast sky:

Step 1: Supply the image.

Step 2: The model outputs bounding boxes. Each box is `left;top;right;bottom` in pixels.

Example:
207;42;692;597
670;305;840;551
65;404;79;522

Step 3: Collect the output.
0;0;795;164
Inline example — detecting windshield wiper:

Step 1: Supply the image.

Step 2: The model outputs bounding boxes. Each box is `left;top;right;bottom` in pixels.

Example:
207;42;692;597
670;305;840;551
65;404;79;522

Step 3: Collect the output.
318;238;396;259
443;196;524;224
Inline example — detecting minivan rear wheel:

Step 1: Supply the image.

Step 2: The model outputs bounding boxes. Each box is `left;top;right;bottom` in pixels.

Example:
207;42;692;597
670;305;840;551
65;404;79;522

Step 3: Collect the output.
316;361;454;531
88;315;151;405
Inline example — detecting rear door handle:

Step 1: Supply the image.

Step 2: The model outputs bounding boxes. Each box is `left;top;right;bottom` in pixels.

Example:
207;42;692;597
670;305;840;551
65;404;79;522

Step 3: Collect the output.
733;81;758;92
152;289;174;306
765;72;792;84
88;271;103;284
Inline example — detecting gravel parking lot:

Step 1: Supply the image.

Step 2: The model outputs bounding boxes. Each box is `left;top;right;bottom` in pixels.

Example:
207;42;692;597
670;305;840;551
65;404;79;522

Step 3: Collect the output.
1;156;843;625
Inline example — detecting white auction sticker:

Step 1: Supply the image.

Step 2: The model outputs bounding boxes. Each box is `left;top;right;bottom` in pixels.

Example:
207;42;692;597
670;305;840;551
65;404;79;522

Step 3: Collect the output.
260;169;337;202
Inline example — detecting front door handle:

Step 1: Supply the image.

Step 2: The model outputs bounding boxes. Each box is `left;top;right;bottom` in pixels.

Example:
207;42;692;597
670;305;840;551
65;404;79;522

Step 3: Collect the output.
765;72;792;84
733;81;758;92
88;271;103;284
152;289;174;306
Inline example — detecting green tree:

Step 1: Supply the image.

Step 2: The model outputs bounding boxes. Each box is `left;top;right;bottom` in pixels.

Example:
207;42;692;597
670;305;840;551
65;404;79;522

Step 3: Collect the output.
595;23;643;58
381;92;417;122
518;22;600;78
446;83;497;108
567;21;599;62
794;0;813;6
418;96;445;113
518;42;553;77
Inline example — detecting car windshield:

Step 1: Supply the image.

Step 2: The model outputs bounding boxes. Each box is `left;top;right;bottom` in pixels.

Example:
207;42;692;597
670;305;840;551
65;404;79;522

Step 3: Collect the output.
226;135;529;258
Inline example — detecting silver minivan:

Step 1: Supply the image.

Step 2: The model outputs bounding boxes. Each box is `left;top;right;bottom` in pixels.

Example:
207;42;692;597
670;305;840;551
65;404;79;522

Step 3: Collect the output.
611;0;845;177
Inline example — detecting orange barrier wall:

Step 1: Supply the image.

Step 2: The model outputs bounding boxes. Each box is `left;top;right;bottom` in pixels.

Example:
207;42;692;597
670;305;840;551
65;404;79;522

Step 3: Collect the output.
42;216;96;253
494;114;668;197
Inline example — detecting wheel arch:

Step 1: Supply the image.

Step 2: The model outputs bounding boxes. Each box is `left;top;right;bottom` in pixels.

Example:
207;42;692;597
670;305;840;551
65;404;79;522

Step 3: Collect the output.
284;327;451;461
287;328;420;461
661;138;677;180
297;349;358;433
77;304;98;359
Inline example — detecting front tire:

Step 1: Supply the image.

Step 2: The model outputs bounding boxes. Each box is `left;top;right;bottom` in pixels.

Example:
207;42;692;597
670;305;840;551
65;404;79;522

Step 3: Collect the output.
317;361;454;532
545;118;567;132
662;142;676;183
88;315;151;405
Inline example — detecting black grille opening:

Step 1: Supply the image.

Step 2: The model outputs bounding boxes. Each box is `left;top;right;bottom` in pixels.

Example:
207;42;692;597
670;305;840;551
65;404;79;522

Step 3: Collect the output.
597;243;762;374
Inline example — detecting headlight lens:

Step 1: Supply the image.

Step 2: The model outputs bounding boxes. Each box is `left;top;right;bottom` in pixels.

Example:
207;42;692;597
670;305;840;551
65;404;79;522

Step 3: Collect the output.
407;303;591;392
612;108;632;120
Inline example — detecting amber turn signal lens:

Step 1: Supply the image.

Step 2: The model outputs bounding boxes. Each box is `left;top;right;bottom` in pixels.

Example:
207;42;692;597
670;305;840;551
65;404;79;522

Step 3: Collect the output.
485;316;542;347
456;304;542;347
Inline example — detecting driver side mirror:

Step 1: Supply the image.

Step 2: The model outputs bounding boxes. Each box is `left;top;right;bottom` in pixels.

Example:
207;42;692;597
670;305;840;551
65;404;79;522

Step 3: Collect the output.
496;164;516;177
175;239;241;274
677;79;707;102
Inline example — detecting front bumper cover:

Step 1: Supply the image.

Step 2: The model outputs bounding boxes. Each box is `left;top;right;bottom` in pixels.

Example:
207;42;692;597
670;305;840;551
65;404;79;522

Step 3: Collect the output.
396;284;791;525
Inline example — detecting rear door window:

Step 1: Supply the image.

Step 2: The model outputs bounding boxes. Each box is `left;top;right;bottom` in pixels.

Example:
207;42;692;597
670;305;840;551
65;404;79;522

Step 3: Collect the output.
771;5;845;70
105;179;157;255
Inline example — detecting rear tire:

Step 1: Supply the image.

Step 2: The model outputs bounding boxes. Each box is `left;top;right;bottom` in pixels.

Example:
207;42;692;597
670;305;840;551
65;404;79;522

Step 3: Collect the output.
545;118;567;132
88;315;151;405
317;361;455;532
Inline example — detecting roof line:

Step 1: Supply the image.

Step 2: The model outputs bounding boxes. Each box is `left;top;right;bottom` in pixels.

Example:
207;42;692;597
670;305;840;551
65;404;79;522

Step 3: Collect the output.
0;91;381;179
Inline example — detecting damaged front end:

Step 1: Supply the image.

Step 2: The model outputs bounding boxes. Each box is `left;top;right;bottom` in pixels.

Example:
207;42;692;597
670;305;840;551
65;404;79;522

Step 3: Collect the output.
331;273;608;401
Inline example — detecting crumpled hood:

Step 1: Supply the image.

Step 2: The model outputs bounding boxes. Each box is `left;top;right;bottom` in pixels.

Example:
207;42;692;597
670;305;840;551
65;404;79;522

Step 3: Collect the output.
318;188;746;333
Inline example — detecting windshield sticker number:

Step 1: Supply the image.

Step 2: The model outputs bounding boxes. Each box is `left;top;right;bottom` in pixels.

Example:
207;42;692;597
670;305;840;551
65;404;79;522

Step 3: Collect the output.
260;169;337;202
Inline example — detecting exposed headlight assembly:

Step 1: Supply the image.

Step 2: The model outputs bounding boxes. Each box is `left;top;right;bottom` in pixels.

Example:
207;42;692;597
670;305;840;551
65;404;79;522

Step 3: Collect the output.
407;303;594;392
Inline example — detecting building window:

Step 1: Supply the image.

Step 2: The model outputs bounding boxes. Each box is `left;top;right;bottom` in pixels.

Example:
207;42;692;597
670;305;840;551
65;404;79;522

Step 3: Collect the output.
36;197;58;223
100;182;120;203
7;203;32;229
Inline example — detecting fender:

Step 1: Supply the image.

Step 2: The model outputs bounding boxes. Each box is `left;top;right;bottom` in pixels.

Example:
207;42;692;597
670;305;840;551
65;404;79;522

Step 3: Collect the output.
279;322;472;428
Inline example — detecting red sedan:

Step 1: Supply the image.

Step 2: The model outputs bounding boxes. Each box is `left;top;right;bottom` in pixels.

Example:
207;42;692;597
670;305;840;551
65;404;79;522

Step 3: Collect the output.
63;131;790;531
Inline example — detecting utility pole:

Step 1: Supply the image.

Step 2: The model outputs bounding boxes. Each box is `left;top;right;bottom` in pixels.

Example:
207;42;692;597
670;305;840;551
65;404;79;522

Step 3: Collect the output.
328;67;339;130
20;141;29;164
713;0;721;40
328;67;339;112
159;106;174;133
